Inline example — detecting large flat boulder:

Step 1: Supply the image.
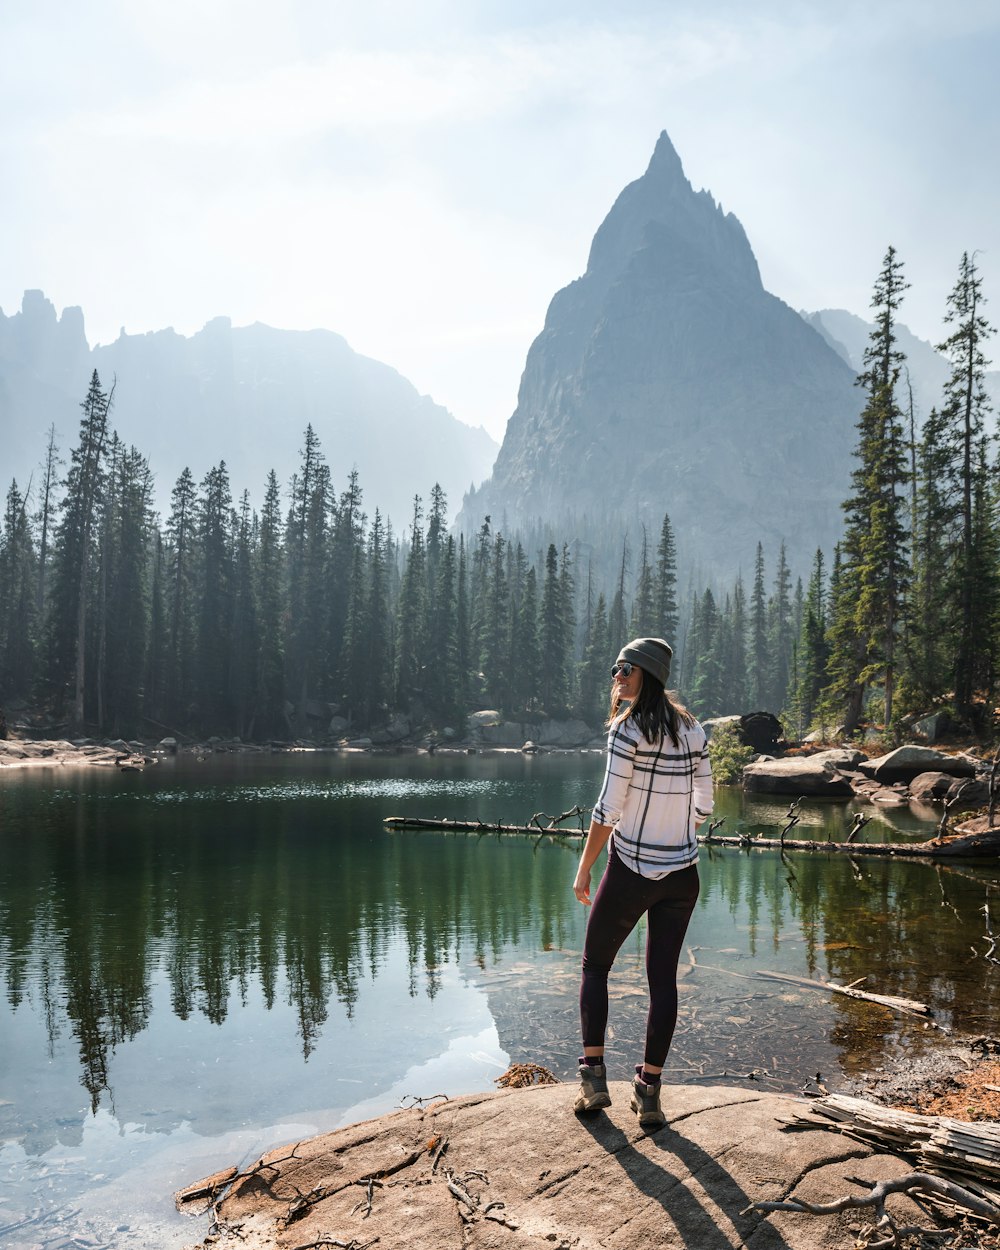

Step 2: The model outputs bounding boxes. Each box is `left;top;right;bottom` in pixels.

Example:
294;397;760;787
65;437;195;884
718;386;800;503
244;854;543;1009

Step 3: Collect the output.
176;1082;926;1250
742;757;854;797
858;746;977;783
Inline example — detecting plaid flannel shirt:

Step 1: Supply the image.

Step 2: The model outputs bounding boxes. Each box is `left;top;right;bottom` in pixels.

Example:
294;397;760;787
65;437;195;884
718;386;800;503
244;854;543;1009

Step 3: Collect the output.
592;714;713;879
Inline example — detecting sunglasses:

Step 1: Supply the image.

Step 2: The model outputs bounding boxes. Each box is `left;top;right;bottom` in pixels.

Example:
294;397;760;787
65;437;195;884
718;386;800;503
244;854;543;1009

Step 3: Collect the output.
610;662;635;679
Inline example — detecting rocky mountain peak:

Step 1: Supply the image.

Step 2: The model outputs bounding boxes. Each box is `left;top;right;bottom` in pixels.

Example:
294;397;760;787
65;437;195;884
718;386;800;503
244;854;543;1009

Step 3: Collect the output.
585;128;760;291
459;129;861;579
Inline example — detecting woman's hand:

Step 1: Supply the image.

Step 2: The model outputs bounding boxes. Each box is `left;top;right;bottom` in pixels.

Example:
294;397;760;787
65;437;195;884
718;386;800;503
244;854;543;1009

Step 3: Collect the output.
573;819;613;906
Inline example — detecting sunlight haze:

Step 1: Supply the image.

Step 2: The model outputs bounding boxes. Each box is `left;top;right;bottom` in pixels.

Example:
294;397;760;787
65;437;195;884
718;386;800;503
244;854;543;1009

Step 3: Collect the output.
2;0;998;442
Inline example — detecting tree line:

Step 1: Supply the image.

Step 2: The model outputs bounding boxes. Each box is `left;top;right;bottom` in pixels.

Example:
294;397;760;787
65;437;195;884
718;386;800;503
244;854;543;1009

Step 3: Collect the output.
0;249;996;741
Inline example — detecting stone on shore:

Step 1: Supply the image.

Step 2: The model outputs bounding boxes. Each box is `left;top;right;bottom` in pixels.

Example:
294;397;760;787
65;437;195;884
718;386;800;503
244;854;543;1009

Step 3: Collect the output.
742;757;854;797
176;1082;927;1249
857;746;976;783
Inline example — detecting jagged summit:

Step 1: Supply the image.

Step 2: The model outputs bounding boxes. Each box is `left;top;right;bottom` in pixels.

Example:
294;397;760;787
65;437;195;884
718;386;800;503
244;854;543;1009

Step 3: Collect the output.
586;128;760;289
459;130;861;577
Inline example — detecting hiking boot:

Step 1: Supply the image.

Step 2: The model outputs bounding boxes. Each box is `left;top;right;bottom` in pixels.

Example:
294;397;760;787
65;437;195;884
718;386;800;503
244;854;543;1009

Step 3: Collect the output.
573;1062;611;1113
630;1075;666;1128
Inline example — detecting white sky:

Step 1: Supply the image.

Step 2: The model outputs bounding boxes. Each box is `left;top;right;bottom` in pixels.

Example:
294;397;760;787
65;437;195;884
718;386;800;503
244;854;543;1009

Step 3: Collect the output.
2;0;998;442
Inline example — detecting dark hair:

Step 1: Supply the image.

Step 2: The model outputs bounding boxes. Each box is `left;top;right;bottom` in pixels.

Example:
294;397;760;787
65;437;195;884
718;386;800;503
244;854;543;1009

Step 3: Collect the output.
607;666;694;747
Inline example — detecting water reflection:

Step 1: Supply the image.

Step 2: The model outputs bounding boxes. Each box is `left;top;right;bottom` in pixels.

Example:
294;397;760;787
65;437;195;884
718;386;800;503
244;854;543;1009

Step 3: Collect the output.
2;754;1000;1247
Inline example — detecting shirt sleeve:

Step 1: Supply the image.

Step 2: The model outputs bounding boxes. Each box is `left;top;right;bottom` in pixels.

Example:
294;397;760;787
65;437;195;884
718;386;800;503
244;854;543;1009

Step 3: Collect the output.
592;722;638;826
692;724;714;820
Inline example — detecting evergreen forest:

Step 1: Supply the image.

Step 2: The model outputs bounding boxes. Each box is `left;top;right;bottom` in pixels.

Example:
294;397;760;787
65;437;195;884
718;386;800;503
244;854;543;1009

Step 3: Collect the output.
0;248;997;743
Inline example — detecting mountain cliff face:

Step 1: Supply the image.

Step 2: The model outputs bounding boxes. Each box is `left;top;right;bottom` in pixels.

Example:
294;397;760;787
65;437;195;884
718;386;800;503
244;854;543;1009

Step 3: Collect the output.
0;292;496;522
460;131;862;576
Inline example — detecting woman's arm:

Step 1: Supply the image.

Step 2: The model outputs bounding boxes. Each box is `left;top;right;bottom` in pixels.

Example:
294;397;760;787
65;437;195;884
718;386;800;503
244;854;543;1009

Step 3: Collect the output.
573;819;613;906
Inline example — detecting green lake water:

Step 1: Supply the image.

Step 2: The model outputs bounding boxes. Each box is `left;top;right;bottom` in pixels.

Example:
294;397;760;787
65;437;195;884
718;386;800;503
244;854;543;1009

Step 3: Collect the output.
2;750;999;1248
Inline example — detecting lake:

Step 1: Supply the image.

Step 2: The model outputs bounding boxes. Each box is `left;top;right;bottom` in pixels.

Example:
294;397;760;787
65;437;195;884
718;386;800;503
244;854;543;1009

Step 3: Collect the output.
2;750;999;1249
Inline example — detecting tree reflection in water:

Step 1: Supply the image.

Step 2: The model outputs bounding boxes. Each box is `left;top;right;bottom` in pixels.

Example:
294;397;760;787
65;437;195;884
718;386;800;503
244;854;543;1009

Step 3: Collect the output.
1;755;998;1137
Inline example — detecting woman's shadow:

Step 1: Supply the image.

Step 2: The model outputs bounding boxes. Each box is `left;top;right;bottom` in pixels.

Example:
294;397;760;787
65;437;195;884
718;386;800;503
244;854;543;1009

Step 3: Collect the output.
577;1111;794;1249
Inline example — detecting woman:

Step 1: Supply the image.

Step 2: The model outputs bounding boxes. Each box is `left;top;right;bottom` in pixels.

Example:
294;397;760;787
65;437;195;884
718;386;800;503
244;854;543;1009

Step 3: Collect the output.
573;637;712;1128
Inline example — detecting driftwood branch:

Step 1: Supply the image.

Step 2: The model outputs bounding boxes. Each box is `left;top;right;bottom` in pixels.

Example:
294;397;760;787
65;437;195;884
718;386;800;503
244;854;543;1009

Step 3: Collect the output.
753;970;933;1019
744;1172;1000;1249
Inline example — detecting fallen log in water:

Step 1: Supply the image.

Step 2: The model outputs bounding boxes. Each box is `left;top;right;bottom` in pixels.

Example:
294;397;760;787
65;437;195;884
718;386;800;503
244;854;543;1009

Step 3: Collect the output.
753;970;933;1017
384;815;584;836
383;815;1000;859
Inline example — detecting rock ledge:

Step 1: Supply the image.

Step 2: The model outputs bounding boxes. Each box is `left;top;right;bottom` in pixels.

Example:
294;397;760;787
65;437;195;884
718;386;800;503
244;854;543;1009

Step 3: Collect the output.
176;1082;928;1249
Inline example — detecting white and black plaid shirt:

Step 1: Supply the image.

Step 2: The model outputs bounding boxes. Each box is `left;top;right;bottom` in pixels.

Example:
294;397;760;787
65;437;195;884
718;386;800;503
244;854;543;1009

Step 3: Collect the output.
593;715;713;879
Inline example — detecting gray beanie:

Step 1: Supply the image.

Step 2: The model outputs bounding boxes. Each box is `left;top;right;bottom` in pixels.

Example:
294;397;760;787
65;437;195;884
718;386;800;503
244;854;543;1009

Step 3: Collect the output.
617;637;672;686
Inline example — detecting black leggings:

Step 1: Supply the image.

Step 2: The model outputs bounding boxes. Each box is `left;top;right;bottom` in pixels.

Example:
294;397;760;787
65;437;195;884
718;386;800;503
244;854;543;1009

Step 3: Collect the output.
580;846;699;1067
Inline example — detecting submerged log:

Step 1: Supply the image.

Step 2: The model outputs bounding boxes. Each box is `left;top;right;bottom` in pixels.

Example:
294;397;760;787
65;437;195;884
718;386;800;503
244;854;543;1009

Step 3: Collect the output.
753;970;932;1017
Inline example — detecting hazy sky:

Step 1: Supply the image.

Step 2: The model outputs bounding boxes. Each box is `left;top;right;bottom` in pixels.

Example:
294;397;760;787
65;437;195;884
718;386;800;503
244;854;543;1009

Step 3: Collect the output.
3;0;998;442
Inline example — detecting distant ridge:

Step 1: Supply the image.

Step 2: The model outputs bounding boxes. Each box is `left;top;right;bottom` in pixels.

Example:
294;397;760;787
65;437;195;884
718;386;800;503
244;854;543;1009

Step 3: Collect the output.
0;291;497;522
459;130;863;576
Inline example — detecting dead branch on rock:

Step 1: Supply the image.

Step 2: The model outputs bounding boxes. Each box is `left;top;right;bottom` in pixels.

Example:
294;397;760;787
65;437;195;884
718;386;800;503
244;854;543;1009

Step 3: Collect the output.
753;970;934;1019
291;1238;380;1250
397;1093;448;1108
495;1062;558;1088
281;1150;425;1227
431;1136;449;1173
350;1176;382;1218
743;1171;1000;1249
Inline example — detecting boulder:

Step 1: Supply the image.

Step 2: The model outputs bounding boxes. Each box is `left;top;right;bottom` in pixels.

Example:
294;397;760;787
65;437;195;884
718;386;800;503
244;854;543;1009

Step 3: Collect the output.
480;721;527;746
808;747;866;769
742;757;854;796
908;772;955;802
536;718;592;747
912;710;952;742
701;715;741;740
327;715;349;735
947;777;991;806
857;746;977;783
370;715;410;745
467;710;503;728
739;711;784;752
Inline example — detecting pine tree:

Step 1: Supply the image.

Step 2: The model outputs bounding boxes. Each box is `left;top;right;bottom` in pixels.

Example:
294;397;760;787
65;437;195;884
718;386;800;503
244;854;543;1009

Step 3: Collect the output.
577;591;609;727
654;513;679;645
828;246;911;731
937;252;997;722
0;481;38;701
767;543;793;710
47;371;112;728
630;527;655;637
255;470;286;738
395;496;427;712
230;490;259;739
164;468;198;726
748;543;769;709
34;424;62;619
691;589;722;716
100;443;153;734
196;462;235;730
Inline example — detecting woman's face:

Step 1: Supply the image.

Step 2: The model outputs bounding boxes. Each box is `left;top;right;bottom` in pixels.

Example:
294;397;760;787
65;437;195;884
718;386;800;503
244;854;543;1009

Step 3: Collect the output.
612;660;643;702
